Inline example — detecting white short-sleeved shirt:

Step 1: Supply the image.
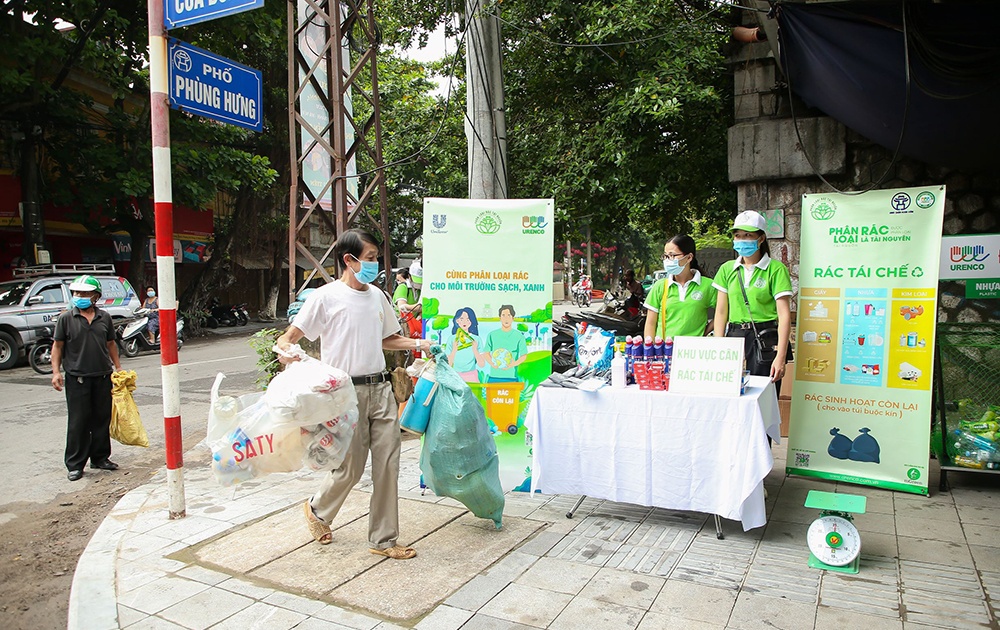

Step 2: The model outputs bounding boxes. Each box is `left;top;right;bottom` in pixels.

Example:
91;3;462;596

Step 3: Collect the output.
292;280;401;376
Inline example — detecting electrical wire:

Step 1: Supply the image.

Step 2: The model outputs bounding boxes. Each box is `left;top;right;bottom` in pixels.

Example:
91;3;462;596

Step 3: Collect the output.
781;0;912;195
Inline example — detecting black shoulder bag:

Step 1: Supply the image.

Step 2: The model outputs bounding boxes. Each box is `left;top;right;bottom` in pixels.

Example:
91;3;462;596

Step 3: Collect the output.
736;266;790;369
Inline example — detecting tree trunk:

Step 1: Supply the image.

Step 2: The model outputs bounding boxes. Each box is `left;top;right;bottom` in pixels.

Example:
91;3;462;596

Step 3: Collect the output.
260;240;283;321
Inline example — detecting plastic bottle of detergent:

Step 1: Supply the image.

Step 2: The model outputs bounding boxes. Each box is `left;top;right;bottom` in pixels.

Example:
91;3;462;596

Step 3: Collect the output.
664;337;674;374
643;336;655;359
653;336;664;363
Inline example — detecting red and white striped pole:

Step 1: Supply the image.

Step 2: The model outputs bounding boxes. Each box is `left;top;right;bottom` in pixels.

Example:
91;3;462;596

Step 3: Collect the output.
148;0;186;519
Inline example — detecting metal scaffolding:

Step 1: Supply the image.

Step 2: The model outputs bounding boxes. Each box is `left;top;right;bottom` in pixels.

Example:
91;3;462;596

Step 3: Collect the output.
287;0;391;301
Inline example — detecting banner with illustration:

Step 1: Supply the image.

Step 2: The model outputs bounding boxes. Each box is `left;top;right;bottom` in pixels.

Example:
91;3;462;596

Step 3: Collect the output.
787;186;945;494
422;198;554;491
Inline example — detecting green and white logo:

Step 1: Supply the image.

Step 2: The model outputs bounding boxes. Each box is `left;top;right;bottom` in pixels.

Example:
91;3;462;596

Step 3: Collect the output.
475;211;502;235
915;191;936;209
809;197;837;221
906;467;921;481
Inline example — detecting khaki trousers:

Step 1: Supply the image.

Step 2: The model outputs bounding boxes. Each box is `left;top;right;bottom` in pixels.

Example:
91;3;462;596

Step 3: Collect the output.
310;381;401;549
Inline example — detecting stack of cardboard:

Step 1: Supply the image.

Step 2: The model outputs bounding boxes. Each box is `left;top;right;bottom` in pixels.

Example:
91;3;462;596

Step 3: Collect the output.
779;363;793;437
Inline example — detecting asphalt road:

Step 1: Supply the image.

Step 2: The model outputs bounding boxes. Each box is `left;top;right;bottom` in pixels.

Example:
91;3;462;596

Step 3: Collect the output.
0;325;276;521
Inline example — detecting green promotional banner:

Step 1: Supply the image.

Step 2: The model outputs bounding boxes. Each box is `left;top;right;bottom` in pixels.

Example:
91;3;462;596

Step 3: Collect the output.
422;198;554;491
787;186;945;494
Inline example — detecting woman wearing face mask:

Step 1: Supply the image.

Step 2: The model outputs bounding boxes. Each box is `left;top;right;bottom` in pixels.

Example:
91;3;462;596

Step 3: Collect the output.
643;235;717;340
712;211;793;387
142;287;159;344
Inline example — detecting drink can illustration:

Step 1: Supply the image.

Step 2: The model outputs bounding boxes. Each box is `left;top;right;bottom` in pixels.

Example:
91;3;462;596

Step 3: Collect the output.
907;331;918;347
900;334;906;346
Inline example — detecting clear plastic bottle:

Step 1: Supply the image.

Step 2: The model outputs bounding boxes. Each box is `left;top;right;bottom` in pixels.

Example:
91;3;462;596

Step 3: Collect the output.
611;351;627;388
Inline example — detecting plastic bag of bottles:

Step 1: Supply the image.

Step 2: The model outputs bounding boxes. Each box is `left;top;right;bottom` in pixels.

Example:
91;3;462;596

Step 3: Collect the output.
419;346;504;529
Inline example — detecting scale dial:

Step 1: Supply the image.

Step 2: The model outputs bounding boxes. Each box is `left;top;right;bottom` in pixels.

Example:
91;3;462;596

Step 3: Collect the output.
807;515;861;566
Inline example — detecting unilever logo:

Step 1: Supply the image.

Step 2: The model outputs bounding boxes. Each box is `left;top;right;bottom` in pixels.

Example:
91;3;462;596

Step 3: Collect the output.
890;192;912;214
915;191;936;209
809;198;837;221
475;211;502;235
522;215;548;235
432;214;447;229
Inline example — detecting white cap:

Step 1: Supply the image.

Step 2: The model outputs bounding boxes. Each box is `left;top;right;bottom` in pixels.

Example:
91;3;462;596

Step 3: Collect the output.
409;259;423;286
731;211;767;233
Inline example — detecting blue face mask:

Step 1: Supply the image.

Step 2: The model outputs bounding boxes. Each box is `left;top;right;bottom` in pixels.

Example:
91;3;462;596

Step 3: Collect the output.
349;255;379;284
73;296;94;309
662;258;685;276
733;239;760;257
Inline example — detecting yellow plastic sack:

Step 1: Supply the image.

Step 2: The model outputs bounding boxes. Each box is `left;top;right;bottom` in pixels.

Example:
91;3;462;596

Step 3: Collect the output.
111;370;149;447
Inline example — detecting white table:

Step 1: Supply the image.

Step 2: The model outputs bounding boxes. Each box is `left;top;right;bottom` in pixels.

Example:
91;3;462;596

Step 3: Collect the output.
525;376;781;531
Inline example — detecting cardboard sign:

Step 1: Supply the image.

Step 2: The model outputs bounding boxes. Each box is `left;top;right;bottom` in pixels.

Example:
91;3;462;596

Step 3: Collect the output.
669;336;745;397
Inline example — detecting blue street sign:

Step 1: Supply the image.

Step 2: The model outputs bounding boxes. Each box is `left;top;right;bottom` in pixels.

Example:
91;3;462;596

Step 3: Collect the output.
168;39;263;132
164;0;264;30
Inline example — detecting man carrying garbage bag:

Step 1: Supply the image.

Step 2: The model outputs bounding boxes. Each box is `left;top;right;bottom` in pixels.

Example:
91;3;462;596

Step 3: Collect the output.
276;228;432;560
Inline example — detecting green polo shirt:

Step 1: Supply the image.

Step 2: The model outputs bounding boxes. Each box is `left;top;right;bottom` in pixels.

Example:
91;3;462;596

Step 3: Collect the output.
643;272;717;338
484;328;527;380
713;255;793;323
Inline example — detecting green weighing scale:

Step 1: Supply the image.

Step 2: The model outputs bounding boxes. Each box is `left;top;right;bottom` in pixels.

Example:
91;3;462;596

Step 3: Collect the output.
804;490;867;574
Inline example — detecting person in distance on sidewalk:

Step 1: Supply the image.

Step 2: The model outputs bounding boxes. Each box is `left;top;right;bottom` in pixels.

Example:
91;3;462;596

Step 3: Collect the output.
51;275;123;482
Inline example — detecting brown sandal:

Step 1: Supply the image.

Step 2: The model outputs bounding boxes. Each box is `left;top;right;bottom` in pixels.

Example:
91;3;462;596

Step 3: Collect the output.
303;500;332;545
369;545;417;560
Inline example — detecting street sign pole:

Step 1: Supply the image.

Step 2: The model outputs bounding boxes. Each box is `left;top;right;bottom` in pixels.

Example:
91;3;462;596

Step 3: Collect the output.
148;0;186;519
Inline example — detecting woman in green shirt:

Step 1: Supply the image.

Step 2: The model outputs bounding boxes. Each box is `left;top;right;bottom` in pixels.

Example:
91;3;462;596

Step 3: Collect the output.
712;211;793;385
643;234;717;340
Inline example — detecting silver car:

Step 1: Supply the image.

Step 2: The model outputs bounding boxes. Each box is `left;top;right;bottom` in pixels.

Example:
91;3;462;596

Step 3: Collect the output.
0;266;140;370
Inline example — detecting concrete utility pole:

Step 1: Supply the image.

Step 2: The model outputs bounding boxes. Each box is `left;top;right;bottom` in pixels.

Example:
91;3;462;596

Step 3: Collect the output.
465;0;507;199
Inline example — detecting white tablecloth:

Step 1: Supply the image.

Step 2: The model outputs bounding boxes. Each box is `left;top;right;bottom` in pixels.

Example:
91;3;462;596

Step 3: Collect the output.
525;376;781;530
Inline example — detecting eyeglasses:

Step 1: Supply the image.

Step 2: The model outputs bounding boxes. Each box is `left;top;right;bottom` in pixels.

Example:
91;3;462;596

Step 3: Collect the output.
662;253;687;261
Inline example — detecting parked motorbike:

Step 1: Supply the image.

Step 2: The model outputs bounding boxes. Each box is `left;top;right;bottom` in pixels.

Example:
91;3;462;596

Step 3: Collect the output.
29;325;54;375
209;298;245;327
118;308;184;357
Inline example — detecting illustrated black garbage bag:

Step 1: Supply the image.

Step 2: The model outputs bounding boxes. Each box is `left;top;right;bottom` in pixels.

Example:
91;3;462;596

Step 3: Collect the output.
848;427;881;464
419;345;505;529
827;427;852;460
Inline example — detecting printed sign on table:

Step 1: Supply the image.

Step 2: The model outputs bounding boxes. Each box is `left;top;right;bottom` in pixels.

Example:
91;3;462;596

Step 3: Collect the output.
669;336;745;397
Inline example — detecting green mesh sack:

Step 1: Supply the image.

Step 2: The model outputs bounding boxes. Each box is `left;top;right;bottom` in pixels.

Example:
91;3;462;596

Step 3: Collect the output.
420;346;505;528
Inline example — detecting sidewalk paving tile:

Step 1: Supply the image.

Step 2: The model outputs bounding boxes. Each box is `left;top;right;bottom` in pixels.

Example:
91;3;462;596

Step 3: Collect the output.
898;536;975;568
742;544;820;603
818;555;899;619
814;606;902;630
214;577;275;600
445;575;515;612
457;614;538;630
635;611;725;630
482;550;540;582
158;588;254;629
291;619;356;630
117;576;211;616
576;566;665;609
893;497;961;523
727;591;817;630
413;604;474;630
896;511;965;542
514;556;599;595
125;617;188;629
118;605;148;627
205;601;307;630
548;596;645;630
955;503;1000;526
478;582;573;628
649;579;737;625
311;604;381;630
970;544;1000;572
261;590;328;616
175;564;230;586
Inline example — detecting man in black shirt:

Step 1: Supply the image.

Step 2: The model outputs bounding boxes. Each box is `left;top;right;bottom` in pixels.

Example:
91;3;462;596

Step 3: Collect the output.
51;275;122;481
